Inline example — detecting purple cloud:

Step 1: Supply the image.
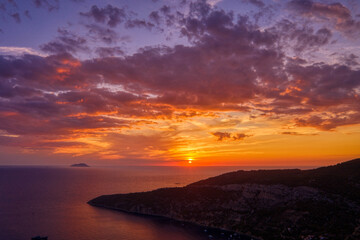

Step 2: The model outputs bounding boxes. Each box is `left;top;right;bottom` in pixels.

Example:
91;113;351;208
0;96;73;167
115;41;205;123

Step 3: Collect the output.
288;0;360;35
80;4;127;27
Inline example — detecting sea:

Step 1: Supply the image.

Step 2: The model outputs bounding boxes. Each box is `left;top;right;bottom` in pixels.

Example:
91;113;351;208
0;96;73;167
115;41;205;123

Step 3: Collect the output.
0;165;304;240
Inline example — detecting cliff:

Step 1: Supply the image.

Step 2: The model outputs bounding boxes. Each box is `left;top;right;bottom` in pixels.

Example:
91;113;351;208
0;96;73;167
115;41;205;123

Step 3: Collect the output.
88;158;360;240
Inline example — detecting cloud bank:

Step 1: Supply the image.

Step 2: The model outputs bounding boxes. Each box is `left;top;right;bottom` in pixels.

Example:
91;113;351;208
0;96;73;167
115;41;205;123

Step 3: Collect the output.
0;0;359;163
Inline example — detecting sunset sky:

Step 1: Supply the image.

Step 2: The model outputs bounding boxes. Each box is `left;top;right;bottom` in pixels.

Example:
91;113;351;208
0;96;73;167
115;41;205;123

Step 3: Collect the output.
0;0;359;166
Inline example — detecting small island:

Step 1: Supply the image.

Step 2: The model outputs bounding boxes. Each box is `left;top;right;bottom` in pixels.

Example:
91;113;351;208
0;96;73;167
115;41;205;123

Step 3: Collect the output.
89;158;360;240
70;163;90;167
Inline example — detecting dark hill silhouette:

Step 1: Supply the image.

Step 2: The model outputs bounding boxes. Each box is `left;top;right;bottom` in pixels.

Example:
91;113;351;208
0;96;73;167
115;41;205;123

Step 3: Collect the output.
189;158;360;202
89;158;360;240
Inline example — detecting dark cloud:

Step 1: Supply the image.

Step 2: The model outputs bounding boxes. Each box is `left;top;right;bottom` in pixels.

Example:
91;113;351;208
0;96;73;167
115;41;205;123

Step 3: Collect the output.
232;133;251;141
40;28;88;54
341;53;359;66
10;12;20;23
80;4;160;32
149;11;161;24
33;0;88;12
285;62;360;108
0;0;84;26
77;4;281;111
0;53;174;140
281;131;303;135
281;131;318;136
33;0;59;11
24;10;31;19
295;112;360;130
288;0;350;19
212;132;251;141
270;19;332;53
288;0;360;35
242;0;265;8
85;24;119;44
212;131;231;141
95;47;124;57
125;19;155;30
80;4;127;27
146;5;184;31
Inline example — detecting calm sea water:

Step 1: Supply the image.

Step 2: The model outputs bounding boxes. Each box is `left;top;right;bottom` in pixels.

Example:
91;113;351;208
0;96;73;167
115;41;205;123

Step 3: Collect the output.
0;166;249;240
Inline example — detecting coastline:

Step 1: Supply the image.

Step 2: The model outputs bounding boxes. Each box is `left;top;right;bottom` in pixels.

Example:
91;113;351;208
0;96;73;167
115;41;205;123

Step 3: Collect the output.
88;201;258;240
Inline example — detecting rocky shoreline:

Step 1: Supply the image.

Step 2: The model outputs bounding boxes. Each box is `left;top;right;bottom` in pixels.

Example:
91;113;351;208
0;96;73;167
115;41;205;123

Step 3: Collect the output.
88;202;257;240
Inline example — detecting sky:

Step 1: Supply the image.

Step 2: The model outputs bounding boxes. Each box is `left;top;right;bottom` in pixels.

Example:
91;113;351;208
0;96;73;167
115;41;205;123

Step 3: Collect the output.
0;0;359;166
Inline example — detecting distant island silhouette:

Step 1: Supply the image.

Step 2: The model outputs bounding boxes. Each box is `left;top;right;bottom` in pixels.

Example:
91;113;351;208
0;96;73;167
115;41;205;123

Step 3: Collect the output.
89;158;360;240
71;163;90;167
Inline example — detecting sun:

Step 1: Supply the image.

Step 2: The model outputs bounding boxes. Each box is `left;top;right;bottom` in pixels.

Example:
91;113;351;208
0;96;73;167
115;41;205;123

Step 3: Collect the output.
188;158;193;164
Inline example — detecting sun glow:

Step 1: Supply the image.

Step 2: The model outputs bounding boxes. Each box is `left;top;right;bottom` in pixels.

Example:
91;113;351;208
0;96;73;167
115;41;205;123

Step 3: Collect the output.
188;158;193;164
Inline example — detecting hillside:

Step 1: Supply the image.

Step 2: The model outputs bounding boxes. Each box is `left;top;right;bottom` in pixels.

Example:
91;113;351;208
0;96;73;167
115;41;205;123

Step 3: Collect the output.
189;158;360;202
88;159;360;240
